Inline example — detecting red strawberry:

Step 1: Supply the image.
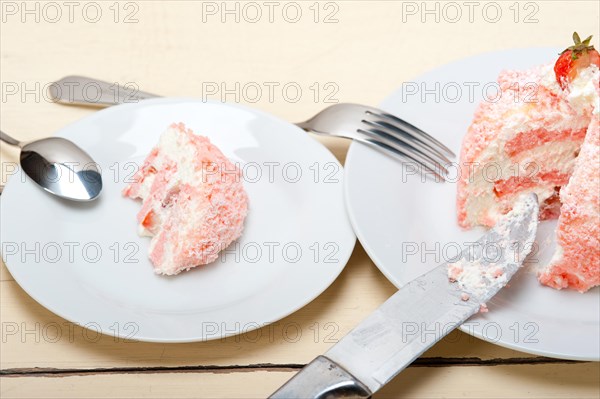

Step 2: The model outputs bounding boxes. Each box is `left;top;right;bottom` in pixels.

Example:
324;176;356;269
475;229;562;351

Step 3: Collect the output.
554;32;600;90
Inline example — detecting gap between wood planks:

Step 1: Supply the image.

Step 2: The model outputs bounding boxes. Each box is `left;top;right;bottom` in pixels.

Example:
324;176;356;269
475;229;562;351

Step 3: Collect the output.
0;357;581;378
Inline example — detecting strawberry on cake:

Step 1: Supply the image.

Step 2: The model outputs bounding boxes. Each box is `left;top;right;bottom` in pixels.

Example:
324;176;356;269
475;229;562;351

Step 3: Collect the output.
457;33;600;292
123;123;248;275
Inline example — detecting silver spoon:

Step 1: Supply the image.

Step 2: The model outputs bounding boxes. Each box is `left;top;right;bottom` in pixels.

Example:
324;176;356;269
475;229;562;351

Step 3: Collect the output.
0;131;102;201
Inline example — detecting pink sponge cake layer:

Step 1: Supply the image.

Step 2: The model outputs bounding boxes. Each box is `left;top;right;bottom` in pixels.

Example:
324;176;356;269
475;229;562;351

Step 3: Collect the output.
457;63;599;292
123;123;248;275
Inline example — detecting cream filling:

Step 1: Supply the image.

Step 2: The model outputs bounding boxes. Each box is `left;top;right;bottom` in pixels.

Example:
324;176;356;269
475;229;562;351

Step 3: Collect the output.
567;65;600;115
463;140;581;226
155;125;205;186
136;126;210;273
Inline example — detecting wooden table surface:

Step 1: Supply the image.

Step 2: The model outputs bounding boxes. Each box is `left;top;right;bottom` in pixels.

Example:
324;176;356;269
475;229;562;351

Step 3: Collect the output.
1;1;599;398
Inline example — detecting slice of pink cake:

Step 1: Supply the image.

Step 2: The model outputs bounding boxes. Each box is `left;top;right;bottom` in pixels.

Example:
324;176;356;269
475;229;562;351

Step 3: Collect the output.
457;40;600;292
123;123;248;275
457;64;592;229
539;104;599;292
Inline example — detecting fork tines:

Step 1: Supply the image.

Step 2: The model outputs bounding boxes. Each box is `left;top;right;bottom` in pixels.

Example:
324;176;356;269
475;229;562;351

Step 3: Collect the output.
359;109;455;181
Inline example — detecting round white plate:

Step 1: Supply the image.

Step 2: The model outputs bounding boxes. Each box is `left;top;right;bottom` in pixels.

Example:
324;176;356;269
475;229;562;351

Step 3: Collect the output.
345;48;599;361
1;98;355;343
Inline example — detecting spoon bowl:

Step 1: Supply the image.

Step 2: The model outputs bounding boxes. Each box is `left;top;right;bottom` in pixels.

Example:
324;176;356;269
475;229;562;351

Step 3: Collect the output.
1;131;102;201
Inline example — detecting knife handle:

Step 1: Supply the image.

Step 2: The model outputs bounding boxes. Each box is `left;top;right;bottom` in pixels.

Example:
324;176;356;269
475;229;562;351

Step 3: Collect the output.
269;356;372;399
48;76;159;107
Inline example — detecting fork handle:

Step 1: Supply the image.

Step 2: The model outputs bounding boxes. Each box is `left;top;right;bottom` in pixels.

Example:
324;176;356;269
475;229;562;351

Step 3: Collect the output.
49;76;159;107
0;130;22;147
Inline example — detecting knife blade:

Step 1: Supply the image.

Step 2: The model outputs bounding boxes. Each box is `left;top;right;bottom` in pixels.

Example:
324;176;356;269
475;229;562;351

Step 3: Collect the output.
270;193;539;398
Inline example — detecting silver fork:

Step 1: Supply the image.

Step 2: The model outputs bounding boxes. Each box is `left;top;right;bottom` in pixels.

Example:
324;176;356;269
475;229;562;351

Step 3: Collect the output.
49;76;454;181
297;104;454;180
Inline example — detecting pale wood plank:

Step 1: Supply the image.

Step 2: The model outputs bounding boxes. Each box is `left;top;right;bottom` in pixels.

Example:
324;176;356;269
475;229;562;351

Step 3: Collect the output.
0;244;534;371
2;363;599;399
0;263;13;282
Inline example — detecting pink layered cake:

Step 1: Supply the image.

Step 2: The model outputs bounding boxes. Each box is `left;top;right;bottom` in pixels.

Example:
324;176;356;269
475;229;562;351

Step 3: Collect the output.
457;33;600;292
123;123;248;275
539;110;599;291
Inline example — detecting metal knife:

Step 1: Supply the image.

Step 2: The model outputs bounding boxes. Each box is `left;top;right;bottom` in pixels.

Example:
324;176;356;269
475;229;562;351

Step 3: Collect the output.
269;194;539;398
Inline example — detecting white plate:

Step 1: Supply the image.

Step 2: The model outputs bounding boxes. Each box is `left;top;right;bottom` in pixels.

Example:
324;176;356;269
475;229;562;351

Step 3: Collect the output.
345;48;599;361
1;98;356;343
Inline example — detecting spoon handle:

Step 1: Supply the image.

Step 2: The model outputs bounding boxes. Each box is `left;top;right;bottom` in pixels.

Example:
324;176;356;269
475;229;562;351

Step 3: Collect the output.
49;76;159;107
0;130;21;147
